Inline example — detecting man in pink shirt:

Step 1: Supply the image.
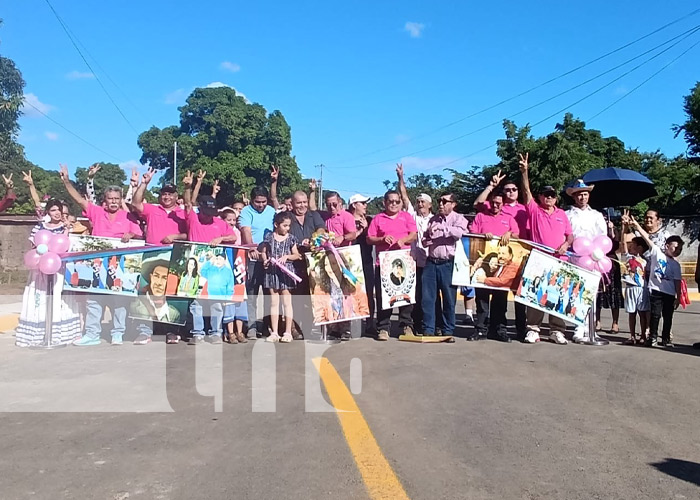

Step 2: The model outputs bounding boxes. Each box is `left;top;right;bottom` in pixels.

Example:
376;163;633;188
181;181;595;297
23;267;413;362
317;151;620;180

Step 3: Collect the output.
60;165;145;346
183;170;238;344
131;167;187;245
519;153;573;345
322;191;357;246
421;192;469;337
474;169;530;340
367;190;417;341
469;191;519;342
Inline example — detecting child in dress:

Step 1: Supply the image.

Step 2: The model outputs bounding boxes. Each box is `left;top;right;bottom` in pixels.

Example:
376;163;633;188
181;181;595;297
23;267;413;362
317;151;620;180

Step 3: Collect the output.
260;212;302;343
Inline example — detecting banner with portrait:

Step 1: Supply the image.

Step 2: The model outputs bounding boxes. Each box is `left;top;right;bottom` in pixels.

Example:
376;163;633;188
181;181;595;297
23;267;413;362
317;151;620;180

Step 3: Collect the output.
165;241;247;301
452;234;532;291
378;249;416;309
513;249;601;327
305;245;370;325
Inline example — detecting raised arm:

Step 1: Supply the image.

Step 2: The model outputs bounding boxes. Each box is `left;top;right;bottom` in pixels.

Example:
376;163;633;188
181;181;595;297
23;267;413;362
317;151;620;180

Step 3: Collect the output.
182;170;195;213
131;167;155;213
519;153;532;205
474;169;506;208
211;179;220;199
191;170;206;207
269;165;280;210
396;163;410;211
622;210;653;249
123;165;139;205
21;170;41;210
308;178;318;211
59;164;89;212
620;216;629;255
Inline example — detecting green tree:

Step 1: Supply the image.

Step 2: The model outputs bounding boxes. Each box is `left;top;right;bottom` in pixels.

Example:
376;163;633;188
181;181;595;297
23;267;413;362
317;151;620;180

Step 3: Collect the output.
673;81;700;158
73;162;127;200
138;87;305;205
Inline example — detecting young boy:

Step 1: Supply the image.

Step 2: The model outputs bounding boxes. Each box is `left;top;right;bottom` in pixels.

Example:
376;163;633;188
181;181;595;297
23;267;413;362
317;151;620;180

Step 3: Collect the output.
624;212;683;348
620;224;649;345
219;206;247;344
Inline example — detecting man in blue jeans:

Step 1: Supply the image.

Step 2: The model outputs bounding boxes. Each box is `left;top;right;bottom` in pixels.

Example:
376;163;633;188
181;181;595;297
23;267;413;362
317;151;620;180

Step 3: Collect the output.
421;192;469;336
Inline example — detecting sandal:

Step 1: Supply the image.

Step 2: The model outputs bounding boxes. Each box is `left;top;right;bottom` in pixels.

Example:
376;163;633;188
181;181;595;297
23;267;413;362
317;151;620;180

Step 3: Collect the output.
280;332;293;343
624;336;636;345
610;325;619;334
166;333;181;344
266;332;281;343
235;332;248;344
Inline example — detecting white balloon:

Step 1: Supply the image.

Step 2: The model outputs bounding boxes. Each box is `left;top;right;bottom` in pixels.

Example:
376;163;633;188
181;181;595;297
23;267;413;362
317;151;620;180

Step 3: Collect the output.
591;248;605;261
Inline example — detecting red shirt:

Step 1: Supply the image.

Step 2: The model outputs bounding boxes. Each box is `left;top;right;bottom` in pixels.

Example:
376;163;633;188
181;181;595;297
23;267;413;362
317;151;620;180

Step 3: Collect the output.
526;200;572;250
186;210;233;243
470;211;518;237
140;203;187;245
84;202;142;239
367;211;417;264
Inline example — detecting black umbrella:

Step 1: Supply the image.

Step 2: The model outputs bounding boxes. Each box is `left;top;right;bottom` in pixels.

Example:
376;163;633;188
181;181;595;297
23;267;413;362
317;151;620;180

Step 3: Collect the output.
568;167;657;208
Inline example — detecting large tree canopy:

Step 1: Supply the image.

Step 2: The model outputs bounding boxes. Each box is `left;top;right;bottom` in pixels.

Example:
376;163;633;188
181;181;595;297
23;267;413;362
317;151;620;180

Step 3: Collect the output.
138;87;305;205
673;81;700;159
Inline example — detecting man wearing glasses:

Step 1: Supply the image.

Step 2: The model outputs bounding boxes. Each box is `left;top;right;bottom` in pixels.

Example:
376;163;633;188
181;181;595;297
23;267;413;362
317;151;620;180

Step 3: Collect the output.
421;192;469;337
474;169;530;340
519;153;574;345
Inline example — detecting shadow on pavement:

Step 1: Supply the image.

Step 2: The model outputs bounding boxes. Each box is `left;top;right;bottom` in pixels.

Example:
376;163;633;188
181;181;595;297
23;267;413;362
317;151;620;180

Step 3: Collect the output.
650;458;700;487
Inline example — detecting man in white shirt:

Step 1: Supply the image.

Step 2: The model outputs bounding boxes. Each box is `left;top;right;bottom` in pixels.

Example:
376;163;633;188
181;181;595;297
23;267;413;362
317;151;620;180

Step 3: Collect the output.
565;180;608;343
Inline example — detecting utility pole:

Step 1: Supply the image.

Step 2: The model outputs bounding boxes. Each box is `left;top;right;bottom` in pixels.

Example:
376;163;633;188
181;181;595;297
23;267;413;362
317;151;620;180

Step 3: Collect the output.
315;163;324;208
173;141;178;183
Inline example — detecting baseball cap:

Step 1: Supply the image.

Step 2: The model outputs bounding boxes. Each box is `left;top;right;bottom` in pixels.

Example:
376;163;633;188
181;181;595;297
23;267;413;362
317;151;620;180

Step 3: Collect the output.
349;194;370;205
198;195;219;216
160;184;178;194
540;185;557;195
416;193;432;203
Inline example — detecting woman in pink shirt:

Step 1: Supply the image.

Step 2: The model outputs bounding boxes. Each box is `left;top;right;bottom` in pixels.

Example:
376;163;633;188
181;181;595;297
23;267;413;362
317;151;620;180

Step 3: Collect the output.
366;190;417;341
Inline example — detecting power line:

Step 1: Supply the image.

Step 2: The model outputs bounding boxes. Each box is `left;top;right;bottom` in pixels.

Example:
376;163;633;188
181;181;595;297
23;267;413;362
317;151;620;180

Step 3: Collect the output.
43;0;140;134
329;25;700;171
23;100;123;162
329;7;700;165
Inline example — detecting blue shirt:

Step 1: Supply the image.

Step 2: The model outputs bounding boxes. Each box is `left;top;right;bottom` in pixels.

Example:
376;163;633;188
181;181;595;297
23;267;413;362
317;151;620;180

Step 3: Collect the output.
239;205;275;244
201;261;234;298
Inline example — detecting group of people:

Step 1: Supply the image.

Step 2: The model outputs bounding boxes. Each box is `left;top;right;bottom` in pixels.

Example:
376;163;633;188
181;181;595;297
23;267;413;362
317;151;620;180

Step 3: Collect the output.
1;154;694;349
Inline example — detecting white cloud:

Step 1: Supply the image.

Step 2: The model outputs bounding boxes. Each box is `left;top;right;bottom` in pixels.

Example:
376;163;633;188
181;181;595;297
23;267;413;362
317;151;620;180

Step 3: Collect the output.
22;93;54;118
404;22;425;38
66;70;95;80
220;61;241;73
399;156;462;171
44;131;59;141
164;88;187;104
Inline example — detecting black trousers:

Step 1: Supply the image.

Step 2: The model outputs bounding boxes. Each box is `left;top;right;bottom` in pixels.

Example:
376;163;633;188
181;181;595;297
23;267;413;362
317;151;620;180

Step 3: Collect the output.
475;288;508;336
375;266;413;333
514;301;527;340
649;290;675;343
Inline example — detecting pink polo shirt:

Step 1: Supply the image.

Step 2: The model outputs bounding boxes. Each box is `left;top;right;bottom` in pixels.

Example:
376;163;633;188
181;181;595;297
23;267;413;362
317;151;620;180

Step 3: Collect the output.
84;202;142;239
470;211;518;237
324;210;356;247
367;211;417;264
478;200;529;239
526;200;572;249
141;203;187;245
186;210;234;243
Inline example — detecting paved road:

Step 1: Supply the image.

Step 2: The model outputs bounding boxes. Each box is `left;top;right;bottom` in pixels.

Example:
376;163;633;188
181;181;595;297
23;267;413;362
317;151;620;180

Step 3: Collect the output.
1;305;699;499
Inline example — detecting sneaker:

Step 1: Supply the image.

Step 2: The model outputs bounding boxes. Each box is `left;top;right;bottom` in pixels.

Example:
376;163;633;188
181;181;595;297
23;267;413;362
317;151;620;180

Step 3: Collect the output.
550;331;568;345
266;332;281;343
166;333;181;344
73;336;101;346
402;326;414;337
572;333;586;344
111;335;123;346
524;330;540;344
377;330;389;341
340;331;351;341
246;328;258;340
663;342;675;349
644;338;658;348
466;333;480;341
280;333;293;343
133;334;152;345
207;335;222;344
188;335;205;345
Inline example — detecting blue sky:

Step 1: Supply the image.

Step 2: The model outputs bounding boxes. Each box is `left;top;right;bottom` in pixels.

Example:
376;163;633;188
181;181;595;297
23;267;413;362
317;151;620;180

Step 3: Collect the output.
4;1;700;199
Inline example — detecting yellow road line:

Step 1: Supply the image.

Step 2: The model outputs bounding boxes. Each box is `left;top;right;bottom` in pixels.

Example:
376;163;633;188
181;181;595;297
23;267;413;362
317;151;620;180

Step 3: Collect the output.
313;357;410;500
0;314;19;334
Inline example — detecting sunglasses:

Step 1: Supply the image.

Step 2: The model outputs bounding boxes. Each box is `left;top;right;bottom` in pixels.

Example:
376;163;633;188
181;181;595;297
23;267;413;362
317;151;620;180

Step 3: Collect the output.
326;202;339;207
386;199;401;205
503;187;518;192
438;198;453;204
542;192;557;198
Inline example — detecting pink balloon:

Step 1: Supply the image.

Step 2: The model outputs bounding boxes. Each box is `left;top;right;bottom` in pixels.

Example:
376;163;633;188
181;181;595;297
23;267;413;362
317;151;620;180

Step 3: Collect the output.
593;235;613;255
573;237;593;256
24;250;42;270
48;233;71;254
38;252;62;275
596;257;612;274
33;229;54;247
579;255;595;271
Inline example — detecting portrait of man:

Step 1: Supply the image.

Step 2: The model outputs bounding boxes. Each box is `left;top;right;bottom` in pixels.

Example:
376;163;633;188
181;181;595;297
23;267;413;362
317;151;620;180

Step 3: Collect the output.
390;259;406;286
130;251;182;324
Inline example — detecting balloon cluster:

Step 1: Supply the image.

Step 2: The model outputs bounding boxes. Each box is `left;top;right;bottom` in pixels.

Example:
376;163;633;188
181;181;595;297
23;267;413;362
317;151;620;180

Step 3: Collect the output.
573;235;613;274
24;230;70;275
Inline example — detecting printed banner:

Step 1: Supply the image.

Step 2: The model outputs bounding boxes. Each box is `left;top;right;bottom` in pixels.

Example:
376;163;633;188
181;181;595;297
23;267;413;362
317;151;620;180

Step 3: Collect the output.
378;249;416;309
514;249;601;327
166;241;247;301
305;245;370;325
453;235;532;291
68;234;145;252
